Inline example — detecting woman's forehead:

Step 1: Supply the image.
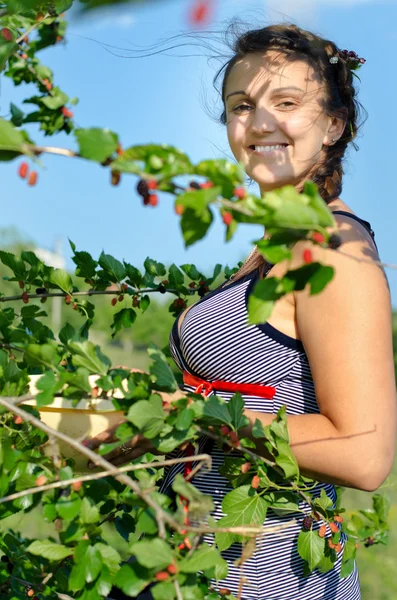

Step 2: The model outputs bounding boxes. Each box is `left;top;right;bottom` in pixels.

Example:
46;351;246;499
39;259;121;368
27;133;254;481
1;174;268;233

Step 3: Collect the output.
225;51;320;97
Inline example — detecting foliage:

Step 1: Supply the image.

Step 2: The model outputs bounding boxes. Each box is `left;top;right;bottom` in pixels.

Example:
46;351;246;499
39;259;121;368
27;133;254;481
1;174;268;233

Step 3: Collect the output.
0;3;393;600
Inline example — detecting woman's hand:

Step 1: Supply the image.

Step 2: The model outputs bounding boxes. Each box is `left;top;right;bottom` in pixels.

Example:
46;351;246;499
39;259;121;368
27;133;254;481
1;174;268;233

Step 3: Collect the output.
83;387;189;468
84;420;160;468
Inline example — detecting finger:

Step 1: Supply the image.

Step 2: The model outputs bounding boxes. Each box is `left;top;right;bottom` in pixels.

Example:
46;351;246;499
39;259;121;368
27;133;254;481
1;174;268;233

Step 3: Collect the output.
83;420;126;450
99;434;141;463
110;446;151;467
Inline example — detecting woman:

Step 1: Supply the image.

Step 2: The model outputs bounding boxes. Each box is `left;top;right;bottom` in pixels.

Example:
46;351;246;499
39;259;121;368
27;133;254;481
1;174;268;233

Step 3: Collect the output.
88;24;396;600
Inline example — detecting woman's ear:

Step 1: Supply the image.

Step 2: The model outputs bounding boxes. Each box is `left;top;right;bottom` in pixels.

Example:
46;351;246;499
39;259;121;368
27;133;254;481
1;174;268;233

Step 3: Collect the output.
324;116;346;146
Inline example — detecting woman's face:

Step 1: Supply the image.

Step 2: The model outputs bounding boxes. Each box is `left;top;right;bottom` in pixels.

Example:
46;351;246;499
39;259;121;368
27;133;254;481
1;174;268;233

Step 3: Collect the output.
225;51;340;193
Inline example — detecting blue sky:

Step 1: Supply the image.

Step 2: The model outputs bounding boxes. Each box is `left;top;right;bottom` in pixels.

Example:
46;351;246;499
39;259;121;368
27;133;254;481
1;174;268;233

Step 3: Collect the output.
1;0;397;305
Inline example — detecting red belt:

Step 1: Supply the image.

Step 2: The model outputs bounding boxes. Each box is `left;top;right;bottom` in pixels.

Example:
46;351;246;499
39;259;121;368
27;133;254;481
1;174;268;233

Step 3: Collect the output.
178;371;276;548
183;371;276;399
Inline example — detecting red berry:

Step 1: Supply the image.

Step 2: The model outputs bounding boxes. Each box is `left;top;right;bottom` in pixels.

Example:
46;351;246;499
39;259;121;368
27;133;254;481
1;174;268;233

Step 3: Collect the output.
35;475;47;487
56;35;63;42
189;0;211;25
21;52;28;60
189;282;196;288
121;283;128;292
219;590;231;597
72;302;78;310
251;475;260;489
116;142;124;156
132;295;140;307
328;539;336;549
335;542;342;553
147;179;158;190
200;181;214;189
118;295;124;302
167;564;178;574
22;291;29;304
28;171;38;186
155;571;170;581
72;481;82;492
111;297;117;306
220;425;230;436
13;415;23;425
175;204;184;215
334;515;343;523
18;162;29;179
234;186;246;200
312;232;325;244
318;525;327;538
228;431;240;446
329;521;339;533
222;212;233;226
61;106;69;117
67;110;73;118
19;280;25;289
241;462;251;474
303;249;313;264
0;28;13;42
161;280;168;285
65;294;71;305
148;194;158;207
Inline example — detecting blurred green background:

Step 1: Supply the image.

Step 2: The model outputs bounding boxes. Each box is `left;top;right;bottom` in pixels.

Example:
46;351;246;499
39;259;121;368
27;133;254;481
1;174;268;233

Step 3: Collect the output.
0;227;396;599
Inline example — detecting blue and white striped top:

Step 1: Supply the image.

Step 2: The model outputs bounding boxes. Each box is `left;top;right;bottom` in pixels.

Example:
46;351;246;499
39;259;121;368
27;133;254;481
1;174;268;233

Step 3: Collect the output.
161;211;375;599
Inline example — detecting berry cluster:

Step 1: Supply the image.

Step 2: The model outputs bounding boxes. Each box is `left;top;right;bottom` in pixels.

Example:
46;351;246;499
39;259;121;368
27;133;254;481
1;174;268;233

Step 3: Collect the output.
18;162;38;186
136;178;158;206
219;425;240;447
340;49;366;69
0;27;13;42
61;106;73;119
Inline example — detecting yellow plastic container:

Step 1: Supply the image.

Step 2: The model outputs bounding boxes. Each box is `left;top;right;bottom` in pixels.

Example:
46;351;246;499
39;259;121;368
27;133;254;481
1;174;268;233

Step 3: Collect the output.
23;375;124;472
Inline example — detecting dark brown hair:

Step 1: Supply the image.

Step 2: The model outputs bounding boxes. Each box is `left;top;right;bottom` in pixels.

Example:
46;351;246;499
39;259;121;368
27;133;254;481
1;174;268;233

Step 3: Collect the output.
213;23;366;281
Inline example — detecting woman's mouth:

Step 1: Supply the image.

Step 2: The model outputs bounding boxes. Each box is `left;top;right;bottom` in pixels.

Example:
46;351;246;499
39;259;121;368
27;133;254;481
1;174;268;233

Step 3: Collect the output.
248;144;289;154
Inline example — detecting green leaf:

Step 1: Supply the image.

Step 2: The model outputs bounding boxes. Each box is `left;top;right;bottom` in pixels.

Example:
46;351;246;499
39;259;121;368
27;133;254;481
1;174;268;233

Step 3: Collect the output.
179;543;227;573
275;440;299;479
75;127;118;162
252;418;267;439
129;538;173;569
152;581;177;600
175;407;194;431
115;564;152;597
148;344;178;392
42;90;69;110
59;322;77;345
48;268;73;293
143;257;166;277
297;529;325;572
0;119;25;153
216;486;268;551
202;395;233;426
372;493;390;524
227;393;249;431
80;497;100;524
264;491;300;516
56;496;82;520
98;251;126;282
10;103;24;127
0;250;26;279
84;545;103;583
35;370;63;407
181;206;214;248
111;308;137;339
247;277;283;324
27;540;73;561
69;340;110;376
168;263;185;287
71;249;98;279
127;396;165;439
172;474;214;518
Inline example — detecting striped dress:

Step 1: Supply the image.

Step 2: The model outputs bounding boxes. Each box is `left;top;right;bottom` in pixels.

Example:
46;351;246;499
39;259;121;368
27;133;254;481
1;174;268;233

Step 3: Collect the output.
160;212;377;600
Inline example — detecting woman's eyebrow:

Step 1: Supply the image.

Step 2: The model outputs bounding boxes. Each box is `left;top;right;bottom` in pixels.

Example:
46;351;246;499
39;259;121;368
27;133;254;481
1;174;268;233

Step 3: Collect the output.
225;86;305;101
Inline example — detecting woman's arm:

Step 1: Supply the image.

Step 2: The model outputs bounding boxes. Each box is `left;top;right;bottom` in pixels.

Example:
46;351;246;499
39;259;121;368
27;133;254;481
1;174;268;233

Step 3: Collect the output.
241;216;396;492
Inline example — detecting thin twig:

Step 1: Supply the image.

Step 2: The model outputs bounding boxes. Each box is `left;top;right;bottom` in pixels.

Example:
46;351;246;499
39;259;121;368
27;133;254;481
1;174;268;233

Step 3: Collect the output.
0;287;181;303
15;13;51;45
0;454;212;505
174;580;183;600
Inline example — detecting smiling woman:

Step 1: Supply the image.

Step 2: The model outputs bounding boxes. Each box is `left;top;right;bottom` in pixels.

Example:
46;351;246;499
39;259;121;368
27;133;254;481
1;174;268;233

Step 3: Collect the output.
97;21;395;600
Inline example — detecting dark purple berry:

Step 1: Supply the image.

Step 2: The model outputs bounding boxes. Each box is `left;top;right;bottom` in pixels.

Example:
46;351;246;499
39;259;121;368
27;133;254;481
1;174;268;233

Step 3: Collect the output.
189;181;201;190
198;286;207;298
302;516;313;531
364;536;375;547
359;58;366;64
137;179;149;197
328;234;342;250
1;555;9;563
158;284;166;294
35;287;46;295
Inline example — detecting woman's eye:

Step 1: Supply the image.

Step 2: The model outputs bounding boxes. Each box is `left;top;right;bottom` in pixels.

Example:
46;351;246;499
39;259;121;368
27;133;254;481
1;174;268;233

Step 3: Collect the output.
233;104;252;112
278;101;296;108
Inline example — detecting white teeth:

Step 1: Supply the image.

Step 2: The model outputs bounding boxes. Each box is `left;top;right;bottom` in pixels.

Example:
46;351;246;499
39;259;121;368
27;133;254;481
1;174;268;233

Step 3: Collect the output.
254;144;287;152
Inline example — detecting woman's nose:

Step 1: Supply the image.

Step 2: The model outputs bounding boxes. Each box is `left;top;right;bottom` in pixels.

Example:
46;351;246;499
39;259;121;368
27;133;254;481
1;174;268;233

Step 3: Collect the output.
250;107;276;135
